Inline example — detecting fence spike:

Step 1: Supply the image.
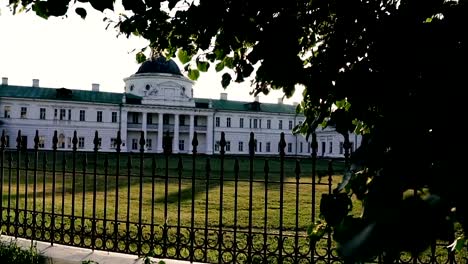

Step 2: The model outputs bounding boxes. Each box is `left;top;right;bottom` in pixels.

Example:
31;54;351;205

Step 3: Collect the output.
249;132;255;157
220;132;226;155
93;131;99;152
72;131;78;151
139;131;145;153
116;130;122;152
34;130;39;150
192;131;198;154
279;132;286;157
16;130;22;150
52;130;58;151
0;130;5;150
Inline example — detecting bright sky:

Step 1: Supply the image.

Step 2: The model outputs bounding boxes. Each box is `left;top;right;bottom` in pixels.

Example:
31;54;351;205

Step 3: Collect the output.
0;1;304;104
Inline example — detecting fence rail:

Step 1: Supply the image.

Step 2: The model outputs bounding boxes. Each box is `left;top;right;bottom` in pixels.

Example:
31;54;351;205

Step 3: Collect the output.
0;129;464;263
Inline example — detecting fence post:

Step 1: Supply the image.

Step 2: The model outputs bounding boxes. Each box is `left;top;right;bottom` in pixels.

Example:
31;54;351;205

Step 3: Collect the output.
114;130;122;251
311;131;318;263
263;159;269;263
278;132;286;264
247;132;255;263
218;131;226;264
0;131;5;230
294;159;301;263
163;130;171;257
91;131;99;250
190;131;198;263
14;130;22;239
176;155;183;258
51;130;58;245
233;158;239;264
203;157;211;263
71;131;78;245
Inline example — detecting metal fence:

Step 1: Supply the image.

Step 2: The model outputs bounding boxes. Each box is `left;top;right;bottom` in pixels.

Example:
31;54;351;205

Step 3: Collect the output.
0;129;464;263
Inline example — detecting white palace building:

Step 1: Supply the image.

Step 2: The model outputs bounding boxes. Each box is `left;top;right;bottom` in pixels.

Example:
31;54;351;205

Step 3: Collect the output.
0;57;361;157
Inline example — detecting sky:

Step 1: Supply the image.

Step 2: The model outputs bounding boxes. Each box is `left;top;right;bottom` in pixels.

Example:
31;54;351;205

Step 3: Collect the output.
0;1;304;104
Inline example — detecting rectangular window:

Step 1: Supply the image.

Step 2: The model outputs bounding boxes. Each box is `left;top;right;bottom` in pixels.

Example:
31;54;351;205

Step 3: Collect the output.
239;118;244;128
110;138;118;149
180;115;185;126
266;142;271;152
288;143;293;153
60;109;66;120
249;119;252;128
38;136;45;148
329;142;333;154
238;141;243;152
215;141;220;151
226;141;231;152
79;110;86;121
308;142;311;153
289;120;293;130
147;113;153;124
279;120;283;130
54;109;58;118
226;117;231;128
4;106;11;118
132;139;138;150
20;107;27;118
259;119;262;128
21;136;27;149
68;109;72;120
194;116;198;126
146;138;152;150
97;111;103;122
112;112;118;123
258;142;262;152
300;142;303;153
267;120;271;129
40;108;46;120
339;142;344;154
253;119;258;129
97;138;102;149
78;137;85;149
215;117;220;127
179;139;185;151
67;137;72;148
132;112;139;124
163;115;169;125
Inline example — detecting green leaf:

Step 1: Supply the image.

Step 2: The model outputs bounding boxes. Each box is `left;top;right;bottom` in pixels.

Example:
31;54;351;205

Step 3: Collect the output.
215;62;224;72
136;52;146;63
177;49;191;65
32;2;49;19
89;0;114;12
223;56;235;69
188;69;200;80
75;7;87;19
197;60;210;72
214;48;226;60
221;73;232;88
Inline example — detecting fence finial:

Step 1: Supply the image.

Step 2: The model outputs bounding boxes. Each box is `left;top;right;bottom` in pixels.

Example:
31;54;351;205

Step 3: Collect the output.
72;131;78;151
192;131;198;154
116;130;122;152
139;131;145;153
0;130;5;150
52;130;58;151
34;130;39;150
249;132;255;157
16;130;22;150
220;132;226;155
279;132;286;157
93;131;99;152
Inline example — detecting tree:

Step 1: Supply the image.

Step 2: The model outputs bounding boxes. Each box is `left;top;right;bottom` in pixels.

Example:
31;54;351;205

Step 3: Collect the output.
7;0;468;262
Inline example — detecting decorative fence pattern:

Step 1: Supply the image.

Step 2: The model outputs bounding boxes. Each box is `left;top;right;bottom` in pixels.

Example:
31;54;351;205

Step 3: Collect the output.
0;129;464;263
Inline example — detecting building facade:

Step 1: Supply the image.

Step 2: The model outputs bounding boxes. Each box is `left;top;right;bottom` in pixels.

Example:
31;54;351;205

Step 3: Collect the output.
0;57;361;157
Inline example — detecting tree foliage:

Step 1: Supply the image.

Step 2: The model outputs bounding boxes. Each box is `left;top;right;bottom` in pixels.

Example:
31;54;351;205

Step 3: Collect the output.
7;0;468;262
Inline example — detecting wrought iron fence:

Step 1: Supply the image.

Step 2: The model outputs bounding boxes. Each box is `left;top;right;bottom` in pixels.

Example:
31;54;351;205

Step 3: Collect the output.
0;129;464;263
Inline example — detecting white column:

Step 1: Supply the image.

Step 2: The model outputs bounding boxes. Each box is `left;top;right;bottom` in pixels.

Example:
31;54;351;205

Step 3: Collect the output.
157;113;163;153
206;114;213;154
172;114;179;153
189;114;194;153
141;112;147;150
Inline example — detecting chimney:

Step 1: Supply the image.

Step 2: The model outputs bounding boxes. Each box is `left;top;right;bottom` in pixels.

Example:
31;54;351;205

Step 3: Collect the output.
220;92;227;100
32;79;39;87
278;98;283;104
1;77;7;85
254;96;259;102
92;83;100;92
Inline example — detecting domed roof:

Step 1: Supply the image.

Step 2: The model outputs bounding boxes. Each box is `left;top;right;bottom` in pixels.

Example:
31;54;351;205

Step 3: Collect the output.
136;56;182;75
